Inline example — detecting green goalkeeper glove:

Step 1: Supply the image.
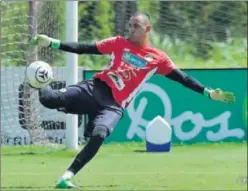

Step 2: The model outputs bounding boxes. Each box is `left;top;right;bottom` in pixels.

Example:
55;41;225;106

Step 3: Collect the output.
30;34;60;49
204;88;235;104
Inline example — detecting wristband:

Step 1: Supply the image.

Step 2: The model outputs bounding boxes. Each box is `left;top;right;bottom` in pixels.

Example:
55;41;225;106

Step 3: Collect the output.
204;87;212;99
50;40;61;49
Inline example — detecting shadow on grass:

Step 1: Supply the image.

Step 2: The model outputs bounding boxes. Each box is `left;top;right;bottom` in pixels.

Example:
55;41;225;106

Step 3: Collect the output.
83;184;119;188
1;184;119;190
133;149;147;153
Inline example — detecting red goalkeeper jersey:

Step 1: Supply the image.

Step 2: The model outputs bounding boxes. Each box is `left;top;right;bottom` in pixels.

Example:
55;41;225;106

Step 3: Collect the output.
94;36;176;108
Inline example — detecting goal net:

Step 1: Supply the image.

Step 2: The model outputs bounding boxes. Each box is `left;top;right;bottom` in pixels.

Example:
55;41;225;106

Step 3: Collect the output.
1;1;247;147
1;1;82;147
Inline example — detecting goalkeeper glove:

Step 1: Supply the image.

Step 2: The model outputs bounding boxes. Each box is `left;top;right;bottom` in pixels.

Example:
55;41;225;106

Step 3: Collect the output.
204;88;235;104
30;34;60;49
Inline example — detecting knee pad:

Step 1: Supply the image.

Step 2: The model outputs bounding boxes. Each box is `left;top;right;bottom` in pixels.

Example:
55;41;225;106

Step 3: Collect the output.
39;86;62;109
39;95;54;109
39;88;50;108
92;125;109;139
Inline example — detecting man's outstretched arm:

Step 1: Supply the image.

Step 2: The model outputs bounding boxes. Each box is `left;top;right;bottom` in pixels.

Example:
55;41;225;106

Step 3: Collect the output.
166;69;205;95
165;69;236;104
59;42;101;54
30;34;101;54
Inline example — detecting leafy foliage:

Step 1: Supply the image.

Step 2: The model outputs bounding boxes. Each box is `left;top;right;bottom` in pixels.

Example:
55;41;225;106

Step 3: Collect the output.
1;1;247;68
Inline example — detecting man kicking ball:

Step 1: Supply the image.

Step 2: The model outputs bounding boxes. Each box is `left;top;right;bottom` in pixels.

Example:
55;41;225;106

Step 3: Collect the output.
30;12;235;189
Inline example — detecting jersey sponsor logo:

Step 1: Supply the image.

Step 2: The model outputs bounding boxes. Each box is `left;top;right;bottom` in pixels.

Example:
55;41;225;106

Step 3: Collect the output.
123;48;130;52
144;54;153;62
122;52;147;69
59;88;67;93
107;71;125;90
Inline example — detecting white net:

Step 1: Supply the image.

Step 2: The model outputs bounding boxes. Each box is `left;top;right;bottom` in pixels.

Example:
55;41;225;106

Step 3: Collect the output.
0;1;80;146
1;1;247;146
77;1;247;69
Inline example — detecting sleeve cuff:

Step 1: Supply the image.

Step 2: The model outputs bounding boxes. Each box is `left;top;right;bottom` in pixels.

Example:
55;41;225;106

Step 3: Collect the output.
50;40;61;49
204;87;212;98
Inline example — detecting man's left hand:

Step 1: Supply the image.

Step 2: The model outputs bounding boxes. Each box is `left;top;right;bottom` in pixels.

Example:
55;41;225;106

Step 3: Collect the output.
209;88;235;104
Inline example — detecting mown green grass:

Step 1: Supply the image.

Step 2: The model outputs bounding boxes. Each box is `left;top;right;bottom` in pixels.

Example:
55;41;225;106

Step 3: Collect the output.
1;142;247;190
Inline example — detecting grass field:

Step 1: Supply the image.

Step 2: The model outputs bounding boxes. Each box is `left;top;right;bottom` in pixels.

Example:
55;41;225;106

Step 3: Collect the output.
1;142;247;190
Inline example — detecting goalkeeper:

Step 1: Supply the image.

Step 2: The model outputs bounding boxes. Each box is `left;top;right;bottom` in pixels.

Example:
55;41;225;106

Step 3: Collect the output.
30;12;235;189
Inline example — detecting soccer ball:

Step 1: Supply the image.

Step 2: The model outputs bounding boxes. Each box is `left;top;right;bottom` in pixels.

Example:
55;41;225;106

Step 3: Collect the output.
25;60;53;89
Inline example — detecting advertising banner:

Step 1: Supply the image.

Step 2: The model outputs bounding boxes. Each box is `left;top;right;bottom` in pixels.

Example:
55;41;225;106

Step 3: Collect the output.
84;69;247;144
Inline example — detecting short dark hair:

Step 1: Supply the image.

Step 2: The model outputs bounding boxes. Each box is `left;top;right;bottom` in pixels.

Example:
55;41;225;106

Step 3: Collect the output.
132;12;151;24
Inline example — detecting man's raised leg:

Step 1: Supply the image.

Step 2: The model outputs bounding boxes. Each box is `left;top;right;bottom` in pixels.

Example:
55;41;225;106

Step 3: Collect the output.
39;85;94;114
39;86;65;109
56;109;122;189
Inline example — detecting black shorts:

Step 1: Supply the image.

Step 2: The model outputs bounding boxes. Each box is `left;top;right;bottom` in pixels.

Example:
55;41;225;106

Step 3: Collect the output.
53;78;123;135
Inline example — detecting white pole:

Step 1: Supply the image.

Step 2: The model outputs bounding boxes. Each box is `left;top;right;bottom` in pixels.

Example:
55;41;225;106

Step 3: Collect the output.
65;1;78;150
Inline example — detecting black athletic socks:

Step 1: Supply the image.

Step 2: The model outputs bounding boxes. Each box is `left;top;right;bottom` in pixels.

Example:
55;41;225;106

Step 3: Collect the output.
68;135;104;175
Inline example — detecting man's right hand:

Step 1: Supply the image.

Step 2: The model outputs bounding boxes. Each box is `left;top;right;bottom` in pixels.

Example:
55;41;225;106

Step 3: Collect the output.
30;34;60;48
